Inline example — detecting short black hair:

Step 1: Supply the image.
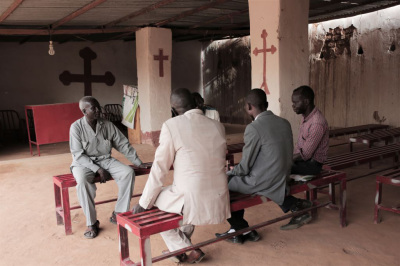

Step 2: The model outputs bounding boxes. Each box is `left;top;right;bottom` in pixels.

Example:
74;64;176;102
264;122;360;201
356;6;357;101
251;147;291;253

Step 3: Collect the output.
171;88;196;109
192;92;204;108
246;89;268;110
293;85;315;104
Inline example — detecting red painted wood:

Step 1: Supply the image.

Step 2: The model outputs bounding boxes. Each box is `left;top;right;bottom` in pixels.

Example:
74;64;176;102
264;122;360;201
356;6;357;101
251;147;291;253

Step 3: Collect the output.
25;103;83;155
324;143;400;170
116;170;347;265
329;124;389;138
53;164;153;235
374;169;400;223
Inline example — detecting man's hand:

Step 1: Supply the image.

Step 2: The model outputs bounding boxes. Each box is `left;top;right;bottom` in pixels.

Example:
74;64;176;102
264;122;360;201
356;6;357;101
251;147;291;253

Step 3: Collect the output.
293;153;303;162
132;204;146;214
138;163;149;169
226;166;234;176
97;168;111;183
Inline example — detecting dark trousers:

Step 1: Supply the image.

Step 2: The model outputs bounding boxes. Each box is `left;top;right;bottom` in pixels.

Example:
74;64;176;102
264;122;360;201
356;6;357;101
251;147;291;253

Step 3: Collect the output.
291;159;323;175
227;195;298;230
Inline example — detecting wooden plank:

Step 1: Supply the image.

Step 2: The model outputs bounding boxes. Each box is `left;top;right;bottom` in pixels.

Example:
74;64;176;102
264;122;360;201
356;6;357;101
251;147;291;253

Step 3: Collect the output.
0;0;24;23
154;0;232;27
0;26;139;35
128;106;141;145
104;0;177;28
51;0;108;29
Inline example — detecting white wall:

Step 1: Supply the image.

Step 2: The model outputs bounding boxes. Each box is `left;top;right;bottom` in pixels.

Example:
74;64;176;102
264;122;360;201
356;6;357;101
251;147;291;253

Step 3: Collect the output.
309;6;400;128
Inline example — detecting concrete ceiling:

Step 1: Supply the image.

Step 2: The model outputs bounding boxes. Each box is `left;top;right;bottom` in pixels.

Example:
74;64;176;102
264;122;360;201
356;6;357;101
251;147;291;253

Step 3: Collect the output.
0;0;399;43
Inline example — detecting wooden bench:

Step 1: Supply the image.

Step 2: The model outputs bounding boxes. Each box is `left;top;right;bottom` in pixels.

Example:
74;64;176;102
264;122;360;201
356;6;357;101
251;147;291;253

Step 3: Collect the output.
323;143;400;170
116;170;346;266
54;154;233;236
53;163;153;235
349;127;400;151
329;124;389;138
374;168;400;224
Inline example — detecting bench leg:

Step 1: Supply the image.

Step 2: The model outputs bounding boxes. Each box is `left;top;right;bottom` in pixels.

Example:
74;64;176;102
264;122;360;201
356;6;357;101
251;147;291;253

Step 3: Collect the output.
340;178;347;227
374;180;382;224
327;183;339;210
139;236;152;266
310;188;318;218
54;183;63;225
118;225;134;266
61;187;72;235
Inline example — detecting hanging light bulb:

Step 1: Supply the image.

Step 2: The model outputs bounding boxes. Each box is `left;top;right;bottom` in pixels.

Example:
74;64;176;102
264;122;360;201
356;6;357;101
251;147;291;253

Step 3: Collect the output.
48;41;55;55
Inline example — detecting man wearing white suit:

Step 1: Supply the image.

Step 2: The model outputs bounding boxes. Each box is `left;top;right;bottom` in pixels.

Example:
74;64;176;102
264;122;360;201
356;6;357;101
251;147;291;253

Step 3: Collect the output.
132;88;230;264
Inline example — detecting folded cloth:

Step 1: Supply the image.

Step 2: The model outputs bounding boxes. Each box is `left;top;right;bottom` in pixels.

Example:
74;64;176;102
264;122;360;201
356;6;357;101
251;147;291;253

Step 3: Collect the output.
290;174;316;182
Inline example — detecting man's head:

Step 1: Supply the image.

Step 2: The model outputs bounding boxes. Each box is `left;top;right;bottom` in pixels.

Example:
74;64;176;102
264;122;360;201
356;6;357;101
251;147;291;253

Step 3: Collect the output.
245;89;268;120
170;88;196;116
79;96;101;121
292;85;315;115
192;92;205;109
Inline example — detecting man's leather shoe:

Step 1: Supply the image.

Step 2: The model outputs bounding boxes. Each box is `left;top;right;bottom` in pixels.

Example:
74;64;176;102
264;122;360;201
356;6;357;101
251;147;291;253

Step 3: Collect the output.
215;230;244;244
280;213;312;230
244;230;261;242
186;249;205;264
162;250;187;263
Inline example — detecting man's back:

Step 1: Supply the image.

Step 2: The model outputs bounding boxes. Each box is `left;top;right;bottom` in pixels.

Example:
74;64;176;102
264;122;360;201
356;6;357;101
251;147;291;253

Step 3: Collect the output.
228;111;293;205
140;109;230;225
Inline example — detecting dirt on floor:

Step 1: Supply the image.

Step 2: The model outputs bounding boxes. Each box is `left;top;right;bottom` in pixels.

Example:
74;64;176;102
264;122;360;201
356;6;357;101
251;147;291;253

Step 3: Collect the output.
0;131;399;266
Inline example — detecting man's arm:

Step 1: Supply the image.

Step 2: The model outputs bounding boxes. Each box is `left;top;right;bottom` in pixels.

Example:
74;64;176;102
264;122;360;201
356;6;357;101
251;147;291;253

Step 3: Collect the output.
138;123;175;210
70;123;100;173
110;123;143;167
298;122;326;161
229;124;261;176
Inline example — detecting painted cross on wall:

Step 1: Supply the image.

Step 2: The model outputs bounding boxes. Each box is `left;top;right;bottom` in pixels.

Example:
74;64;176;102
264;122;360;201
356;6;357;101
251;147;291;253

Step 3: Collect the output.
59;47;115;96
153;49;169;77
253;29;277;95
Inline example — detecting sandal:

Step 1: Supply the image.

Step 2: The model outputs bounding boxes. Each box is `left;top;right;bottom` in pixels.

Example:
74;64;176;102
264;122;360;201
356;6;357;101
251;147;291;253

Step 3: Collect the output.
84;220;100;239
110;211;119;224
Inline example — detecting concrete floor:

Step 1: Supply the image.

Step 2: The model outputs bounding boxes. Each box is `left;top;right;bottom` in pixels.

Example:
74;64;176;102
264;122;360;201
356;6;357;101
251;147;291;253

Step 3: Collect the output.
0;126;399;266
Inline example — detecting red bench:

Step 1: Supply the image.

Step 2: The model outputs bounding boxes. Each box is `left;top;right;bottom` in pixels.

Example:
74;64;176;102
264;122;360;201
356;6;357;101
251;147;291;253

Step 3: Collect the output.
374;168;400;224
53;163;153;235
349;127;400;151
54;154;234;235
329;124;389;138
116;170;347;266
323;143;400;170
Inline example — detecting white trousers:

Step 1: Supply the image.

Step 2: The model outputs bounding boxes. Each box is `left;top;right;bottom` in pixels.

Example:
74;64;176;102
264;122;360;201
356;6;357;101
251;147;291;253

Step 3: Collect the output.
72;158;135;226
160;225;195;251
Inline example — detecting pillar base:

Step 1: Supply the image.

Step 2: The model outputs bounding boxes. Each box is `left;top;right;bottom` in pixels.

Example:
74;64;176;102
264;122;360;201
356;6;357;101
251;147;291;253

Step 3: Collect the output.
141;130;161;146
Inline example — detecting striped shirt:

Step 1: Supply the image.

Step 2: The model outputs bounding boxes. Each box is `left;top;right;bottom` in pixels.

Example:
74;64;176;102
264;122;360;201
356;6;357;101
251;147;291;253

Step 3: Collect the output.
294;107;329;163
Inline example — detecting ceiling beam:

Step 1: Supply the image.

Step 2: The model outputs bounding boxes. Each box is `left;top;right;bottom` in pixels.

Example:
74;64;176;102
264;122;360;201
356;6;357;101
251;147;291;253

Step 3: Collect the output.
154;0;232;27
173;29;249;35
0;27;140;35
51;0;108;29
309;1;400;23
0;0;24;23
190;8;248;29
104;0;177;28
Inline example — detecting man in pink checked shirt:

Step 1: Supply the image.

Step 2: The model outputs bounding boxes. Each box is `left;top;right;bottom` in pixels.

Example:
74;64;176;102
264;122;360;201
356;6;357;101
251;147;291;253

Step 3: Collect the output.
291;85;329;175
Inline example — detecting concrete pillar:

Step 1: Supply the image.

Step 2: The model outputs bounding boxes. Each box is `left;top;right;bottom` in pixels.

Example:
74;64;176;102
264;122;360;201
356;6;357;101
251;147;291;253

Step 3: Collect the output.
136;27;172;146
248;0;309;138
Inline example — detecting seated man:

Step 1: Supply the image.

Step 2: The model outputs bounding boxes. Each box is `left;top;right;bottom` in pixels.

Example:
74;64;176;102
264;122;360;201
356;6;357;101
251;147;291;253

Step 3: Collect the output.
70;96;145;239
291;86;329;175
216;89;313;243
192;92;220;121
132;88;230;264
